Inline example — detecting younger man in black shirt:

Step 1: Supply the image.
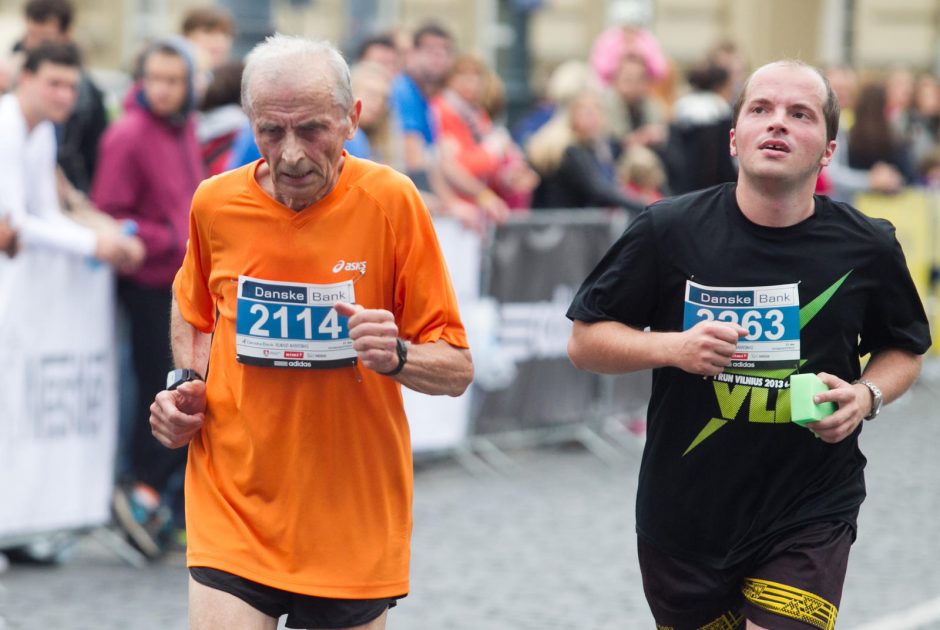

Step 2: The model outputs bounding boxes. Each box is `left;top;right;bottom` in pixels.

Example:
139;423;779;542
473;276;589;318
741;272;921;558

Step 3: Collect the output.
567;60;931;629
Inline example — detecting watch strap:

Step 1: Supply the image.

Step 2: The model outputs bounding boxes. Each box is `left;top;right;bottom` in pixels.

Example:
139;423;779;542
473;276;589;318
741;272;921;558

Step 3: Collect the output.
855;378;883;421
166;368;204;391
378;338;408;376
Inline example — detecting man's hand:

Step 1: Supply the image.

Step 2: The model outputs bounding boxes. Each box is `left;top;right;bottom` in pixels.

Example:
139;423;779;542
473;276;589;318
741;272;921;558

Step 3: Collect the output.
673;319;748;376
804;372;870;444
475;188;509;225
115;235;146;274
94;228;146;272
93;228;125;267
0;216;18;257
150;379;207;448
334;302;401;374
448;198;484;232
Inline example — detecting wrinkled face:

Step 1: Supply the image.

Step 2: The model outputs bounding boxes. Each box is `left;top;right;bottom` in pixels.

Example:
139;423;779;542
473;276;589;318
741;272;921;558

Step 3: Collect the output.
251;68;360;209
21;61;79;124
730;64;835;186
23;18;66;50
143;51;189;118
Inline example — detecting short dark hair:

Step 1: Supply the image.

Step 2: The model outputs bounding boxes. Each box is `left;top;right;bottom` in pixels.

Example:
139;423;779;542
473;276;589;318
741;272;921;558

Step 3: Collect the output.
356;33;396;62
413;22;452;49
24;0;73;32
22;40;81;74
181;6;235;37
732;60;840;143
686;61;729;93
200;60;244;110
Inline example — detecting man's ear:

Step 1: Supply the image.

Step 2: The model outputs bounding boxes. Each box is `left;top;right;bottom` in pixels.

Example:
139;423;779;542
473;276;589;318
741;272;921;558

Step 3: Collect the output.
819;139;837;168
346;99;362;140
729;128;737;158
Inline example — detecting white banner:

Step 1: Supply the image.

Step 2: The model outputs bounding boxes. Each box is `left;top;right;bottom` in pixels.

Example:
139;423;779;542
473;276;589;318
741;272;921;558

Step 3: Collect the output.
0;249;117;540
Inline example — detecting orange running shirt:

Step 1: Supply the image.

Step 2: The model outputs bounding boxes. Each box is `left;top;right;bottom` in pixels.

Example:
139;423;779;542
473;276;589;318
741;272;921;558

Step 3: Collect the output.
173;155;468;598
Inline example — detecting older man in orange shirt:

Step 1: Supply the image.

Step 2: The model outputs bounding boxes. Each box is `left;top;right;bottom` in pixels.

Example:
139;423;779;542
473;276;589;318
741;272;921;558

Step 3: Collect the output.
150;34;473;630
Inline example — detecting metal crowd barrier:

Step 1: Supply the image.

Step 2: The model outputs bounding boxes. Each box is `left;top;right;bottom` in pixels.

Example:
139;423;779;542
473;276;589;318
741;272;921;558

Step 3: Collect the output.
452;209;646;470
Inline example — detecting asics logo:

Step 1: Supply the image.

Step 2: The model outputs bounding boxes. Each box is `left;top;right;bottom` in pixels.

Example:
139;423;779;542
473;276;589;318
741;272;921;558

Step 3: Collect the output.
332;259;367;273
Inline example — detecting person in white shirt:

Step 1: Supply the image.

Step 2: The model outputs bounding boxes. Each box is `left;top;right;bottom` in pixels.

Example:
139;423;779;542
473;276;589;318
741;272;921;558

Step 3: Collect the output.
0;41;142;269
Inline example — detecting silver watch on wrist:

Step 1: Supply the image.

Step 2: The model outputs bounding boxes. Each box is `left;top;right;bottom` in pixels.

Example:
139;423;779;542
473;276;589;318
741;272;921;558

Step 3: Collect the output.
855;378;883;421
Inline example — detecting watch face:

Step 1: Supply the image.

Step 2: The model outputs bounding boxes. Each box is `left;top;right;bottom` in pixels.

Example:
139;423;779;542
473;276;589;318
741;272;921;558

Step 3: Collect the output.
167;369;184;390
167;368;201;391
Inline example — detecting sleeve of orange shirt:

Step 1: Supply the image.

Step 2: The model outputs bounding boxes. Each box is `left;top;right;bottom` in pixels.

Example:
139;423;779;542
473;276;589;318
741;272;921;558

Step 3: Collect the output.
387;173;469;349
173;179;217;334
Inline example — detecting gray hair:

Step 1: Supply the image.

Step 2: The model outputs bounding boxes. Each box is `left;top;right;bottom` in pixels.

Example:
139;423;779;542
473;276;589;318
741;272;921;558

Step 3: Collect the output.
241;34;353;117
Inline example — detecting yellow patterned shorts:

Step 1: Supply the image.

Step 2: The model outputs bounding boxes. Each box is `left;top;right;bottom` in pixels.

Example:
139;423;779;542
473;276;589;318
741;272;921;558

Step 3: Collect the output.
639;521;852;630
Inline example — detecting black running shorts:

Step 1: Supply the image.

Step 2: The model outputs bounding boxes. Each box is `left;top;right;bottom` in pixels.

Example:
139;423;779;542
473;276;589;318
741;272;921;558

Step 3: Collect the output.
638;521;854;630
189;566;400;629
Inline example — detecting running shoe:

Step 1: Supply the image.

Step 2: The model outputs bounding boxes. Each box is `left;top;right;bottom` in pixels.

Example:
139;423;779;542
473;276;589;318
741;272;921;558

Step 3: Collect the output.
111;482;171;559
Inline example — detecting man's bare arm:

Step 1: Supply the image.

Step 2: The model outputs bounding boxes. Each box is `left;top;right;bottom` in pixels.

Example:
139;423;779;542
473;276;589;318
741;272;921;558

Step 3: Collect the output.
150;298;211;449
568;319;746;376
855;348;923;408
170;296;211;375
395;340;473;397
335;302;473;396
812;348;924;443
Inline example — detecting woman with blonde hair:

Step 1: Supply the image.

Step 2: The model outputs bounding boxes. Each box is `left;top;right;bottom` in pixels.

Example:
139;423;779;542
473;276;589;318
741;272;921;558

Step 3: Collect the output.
527;87;644;212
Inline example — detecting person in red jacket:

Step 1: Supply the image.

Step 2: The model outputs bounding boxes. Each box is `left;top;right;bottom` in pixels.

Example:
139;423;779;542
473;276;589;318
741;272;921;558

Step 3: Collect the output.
92;36;205;557
431;55;538;211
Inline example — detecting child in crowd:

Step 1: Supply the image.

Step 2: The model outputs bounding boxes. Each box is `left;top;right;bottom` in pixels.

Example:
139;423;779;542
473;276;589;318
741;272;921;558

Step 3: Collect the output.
618;144;665;205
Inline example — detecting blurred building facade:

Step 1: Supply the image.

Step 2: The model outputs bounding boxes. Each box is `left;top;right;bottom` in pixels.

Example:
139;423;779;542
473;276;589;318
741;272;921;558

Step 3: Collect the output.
0;0;938;98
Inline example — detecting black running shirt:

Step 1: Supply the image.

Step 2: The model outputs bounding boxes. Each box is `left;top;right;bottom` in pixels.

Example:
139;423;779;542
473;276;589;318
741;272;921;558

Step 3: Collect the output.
568;183;932;568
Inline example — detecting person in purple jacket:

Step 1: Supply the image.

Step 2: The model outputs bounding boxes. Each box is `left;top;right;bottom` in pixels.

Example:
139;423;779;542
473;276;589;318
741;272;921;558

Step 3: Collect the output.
92;36;205;558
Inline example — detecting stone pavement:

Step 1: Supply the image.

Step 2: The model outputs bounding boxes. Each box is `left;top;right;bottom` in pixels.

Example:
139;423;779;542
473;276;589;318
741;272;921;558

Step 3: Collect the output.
1;365;939;629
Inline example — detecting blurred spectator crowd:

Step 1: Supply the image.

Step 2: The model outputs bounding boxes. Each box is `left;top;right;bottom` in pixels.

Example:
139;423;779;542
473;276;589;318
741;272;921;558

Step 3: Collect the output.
2;0;940;559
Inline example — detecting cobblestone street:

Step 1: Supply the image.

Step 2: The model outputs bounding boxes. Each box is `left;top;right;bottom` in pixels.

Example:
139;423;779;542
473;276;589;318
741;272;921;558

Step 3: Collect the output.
2;364;939;629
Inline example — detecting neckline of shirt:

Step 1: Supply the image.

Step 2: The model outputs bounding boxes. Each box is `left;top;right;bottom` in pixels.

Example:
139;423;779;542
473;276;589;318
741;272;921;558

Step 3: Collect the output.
726;185;828;241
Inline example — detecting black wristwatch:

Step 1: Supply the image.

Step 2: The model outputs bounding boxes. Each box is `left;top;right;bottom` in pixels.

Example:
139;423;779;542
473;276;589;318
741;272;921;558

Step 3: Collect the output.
378;338;408;376
166;368;204;391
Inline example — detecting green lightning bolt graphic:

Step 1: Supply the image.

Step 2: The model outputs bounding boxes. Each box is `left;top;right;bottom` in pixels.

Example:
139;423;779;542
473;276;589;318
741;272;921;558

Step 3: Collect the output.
682;271;852;455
